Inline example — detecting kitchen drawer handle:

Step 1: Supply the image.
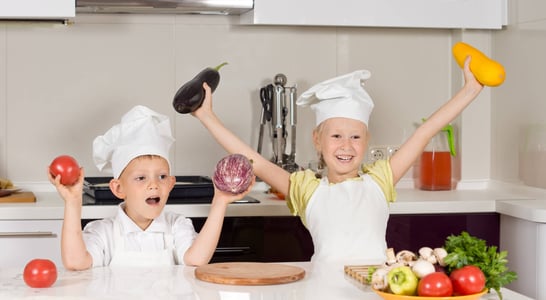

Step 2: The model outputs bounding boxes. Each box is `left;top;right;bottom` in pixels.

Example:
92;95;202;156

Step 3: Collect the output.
214;246;251;255
0;231;56;237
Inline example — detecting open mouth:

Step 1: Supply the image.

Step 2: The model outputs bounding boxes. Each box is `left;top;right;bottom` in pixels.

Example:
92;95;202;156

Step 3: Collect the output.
145;197;160;205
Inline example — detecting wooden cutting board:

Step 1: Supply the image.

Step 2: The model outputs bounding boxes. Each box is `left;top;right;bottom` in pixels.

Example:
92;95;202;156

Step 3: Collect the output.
195;262;305;285
0;191;36;203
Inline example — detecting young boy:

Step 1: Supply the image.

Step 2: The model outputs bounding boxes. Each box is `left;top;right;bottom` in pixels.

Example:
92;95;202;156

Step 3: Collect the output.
49;105;254;270
191;56;483;264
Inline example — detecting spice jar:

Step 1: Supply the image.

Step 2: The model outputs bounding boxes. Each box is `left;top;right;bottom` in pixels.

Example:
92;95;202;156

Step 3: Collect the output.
419;124;455;191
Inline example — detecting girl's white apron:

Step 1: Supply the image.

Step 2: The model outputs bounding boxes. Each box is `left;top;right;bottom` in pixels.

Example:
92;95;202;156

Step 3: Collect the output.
306;175;389;264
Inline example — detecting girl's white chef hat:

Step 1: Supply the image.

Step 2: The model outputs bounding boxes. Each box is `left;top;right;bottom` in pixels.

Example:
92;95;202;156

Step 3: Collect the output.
296;70;374;126
93;105;175;179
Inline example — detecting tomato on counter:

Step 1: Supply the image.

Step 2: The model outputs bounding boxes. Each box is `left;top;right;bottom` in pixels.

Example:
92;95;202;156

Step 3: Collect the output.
23;258;57;288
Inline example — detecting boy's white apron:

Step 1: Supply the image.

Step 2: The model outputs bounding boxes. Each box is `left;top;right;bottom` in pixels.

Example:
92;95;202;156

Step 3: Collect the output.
109;221;176;267
305;175;389;264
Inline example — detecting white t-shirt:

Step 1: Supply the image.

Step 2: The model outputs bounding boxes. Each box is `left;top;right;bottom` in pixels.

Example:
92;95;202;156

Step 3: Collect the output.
82;203;197;267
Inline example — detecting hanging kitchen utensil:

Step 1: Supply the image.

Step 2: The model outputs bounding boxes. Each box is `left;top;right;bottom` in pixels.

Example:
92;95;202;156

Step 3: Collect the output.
287;86;297;167
258;84;273;154
272;84;285;165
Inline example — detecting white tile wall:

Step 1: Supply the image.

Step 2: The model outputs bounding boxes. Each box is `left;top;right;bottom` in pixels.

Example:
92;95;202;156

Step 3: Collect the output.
491;0;546;184
0;13;497;189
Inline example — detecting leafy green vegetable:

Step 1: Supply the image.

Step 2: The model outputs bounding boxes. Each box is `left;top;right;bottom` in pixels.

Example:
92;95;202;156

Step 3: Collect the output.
443;231;517;300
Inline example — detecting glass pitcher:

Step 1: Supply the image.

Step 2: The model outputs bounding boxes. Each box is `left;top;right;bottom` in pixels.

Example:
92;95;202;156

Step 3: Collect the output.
419;124;455;191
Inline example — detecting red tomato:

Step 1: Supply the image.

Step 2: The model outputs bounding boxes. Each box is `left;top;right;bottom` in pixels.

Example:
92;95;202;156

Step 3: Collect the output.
23;259;57;288
417;272;453;297
450;265;486;296
49;155;81;185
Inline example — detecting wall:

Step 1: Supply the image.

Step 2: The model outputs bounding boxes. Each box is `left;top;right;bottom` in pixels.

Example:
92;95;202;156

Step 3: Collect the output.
0;14;493;191
491;0;546;185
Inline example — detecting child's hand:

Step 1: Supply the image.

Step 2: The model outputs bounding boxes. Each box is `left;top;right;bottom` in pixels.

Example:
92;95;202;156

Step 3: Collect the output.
191;82;214;119
463;56;484;91
212;175;256;206
47;166;85;205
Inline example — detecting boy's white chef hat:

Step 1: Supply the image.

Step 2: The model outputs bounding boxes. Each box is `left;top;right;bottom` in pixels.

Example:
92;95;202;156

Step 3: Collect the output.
93;105;175;179
296;70;374;126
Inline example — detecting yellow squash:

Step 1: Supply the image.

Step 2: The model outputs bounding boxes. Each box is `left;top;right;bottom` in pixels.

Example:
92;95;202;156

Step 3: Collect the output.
452;42;505;87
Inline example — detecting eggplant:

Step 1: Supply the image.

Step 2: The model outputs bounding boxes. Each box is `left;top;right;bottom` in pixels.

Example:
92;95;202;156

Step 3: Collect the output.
173;62;228;114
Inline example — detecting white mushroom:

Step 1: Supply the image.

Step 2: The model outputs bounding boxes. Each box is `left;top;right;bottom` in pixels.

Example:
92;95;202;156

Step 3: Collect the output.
411;259;436;278
395;250;417;266
433;247;448;266
384;262;404;270
385;248;397;266
418;246;437;264
371;268;390;291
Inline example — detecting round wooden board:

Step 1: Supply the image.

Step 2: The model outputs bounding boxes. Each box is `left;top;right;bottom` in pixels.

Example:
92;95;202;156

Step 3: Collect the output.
194;262;306;285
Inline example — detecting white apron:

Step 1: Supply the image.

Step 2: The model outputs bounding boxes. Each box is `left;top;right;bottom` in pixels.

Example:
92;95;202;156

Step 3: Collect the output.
305;175;389;264
109;221;176;267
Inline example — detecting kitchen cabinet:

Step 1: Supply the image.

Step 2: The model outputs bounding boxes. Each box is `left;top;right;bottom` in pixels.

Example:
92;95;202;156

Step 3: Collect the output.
500;214;545;300
241;0;507;29
0;0;74;21
191;216;314;263
12;213;498;268
196;213;500;263
0;220;62;268
82;216;315;263
387;213;500;252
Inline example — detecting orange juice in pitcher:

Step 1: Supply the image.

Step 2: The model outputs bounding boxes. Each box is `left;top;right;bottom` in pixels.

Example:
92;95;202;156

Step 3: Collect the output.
419;124;455;191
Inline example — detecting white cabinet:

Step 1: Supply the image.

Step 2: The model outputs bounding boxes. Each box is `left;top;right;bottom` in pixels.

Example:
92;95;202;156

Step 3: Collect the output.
0;0;75;21
500;215;546;300
0;220;63;268
241;0;507;29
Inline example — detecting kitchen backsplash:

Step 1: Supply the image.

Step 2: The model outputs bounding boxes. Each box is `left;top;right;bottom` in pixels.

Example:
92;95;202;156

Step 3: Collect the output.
2;7;544;190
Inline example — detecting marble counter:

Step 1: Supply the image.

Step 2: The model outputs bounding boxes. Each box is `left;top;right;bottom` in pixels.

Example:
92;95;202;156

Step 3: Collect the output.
0;262;532;300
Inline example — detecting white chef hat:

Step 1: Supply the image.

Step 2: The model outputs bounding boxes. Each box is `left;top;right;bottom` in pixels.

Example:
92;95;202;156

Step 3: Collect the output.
296;70;374;126
93;105;175;179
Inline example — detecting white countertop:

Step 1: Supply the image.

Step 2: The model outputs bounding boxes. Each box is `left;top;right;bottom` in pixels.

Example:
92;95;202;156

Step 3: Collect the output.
0;262;532;300
2;181;546;223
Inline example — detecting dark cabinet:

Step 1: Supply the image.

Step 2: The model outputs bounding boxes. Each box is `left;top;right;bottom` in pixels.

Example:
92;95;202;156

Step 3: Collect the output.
386;213;500;253
81;216;315;263
191;216;314;263
83;212;500;263
193;212;499;263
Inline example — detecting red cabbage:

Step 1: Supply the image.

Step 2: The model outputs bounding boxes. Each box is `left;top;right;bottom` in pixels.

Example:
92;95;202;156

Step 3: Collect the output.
212;154;254;194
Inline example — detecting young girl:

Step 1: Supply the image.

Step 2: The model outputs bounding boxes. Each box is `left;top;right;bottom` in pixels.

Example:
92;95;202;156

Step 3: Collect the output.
49;105;254;270
192;57;483;264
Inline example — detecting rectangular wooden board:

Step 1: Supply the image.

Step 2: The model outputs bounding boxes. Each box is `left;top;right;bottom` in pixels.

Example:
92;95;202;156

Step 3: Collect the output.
0;191;36;203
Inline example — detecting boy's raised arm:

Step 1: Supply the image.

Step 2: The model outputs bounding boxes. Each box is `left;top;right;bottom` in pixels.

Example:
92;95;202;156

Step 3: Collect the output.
183;180;255;266
48;168;93;270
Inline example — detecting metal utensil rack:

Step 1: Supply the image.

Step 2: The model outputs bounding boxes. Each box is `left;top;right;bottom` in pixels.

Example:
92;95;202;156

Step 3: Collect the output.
258;73;299;173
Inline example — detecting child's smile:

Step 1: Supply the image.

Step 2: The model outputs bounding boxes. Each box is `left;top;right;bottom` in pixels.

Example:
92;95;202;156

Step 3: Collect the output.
335;154;354;162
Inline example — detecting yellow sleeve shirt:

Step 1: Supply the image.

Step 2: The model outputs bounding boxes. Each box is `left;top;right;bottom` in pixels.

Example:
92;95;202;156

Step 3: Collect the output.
287;159;396;226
